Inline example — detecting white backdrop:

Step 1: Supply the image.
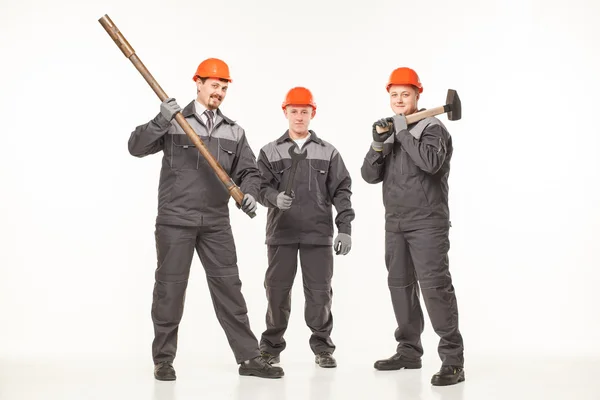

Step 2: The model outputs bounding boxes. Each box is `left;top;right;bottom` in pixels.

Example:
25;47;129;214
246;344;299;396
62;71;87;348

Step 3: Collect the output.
1;0;599;366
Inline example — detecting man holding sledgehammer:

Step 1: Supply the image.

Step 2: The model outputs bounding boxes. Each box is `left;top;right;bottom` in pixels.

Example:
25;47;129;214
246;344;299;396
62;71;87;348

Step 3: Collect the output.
361;67;465;386
256;87;355;369
128;58;284;380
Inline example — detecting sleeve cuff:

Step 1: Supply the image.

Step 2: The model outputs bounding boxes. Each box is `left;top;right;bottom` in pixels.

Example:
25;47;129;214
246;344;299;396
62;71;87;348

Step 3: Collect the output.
371;141;384;152
366;147;385;164
337;223;351;236
154;112;173;129
244;188;259;201
266;189;279;207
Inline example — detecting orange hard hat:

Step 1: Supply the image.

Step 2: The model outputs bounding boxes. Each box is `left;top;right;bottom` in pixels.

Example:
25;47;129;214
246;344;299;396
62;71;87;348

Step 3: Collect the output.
192;58;232;82
281;87;317;111
386;67;423;93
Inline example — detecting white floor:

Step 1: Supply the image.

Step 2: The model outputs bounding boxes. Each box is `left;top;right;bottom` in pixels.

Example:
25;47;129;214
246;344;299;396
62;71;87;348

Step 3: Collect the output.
1;354;599;400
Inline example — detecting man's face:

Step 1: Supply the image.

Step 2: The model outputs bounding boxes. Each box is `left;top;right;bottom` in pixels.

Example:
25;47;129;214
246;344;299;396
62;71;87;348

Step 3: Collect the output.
196;78;228;110
284;106;314;135
389;84;419;115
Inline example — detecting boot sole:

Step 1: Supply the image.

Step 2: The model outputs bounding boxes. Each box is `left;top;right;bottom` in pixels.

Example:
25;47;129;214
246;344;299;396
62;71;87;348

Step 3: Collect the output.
431;373;465;386
315;361;337;368
374;362;422;371
315;357;337;368
239;369;284;379
154;375;176;381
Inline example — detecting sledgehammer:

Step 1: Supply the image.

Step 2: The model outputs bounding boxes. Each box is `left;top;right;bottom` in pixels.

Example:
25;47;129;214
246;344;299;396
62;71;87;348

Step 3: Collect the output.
98;14;256;218
375;89;461;134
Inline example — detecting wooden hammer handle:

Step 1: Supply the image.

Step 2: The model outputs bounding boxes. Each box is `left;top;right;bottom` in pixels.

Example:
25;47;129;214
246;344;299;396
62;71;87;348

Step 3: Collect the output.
375;106;447;133
98;14;254;218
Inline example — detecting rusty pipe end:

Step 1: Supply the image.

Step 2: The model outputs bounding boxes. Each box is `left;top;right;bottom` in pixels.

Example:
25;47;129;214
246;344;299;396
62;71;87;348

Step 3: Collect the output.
98;14;112;26
98;14;135;58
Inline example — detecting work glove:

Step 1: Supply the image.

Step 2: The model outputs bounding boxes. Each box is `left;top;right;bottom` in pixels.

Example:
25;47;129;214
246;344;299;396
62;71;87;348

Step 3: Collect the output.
334;233;351;255
276;192;294;210
240;194;257;214
372;117;395;142
160;97;182;121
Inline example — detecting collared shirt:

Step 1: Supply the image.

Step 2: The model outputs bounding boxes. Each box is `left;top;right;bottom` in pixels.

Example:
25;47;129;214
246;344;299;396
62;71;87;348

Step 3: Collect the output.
195;100;217;127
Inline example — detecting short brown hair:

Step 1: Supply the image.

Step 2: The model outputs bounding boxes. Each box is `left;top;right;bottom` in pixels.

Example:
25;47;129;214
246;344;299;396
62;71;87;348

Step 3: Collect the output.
198;77;229;84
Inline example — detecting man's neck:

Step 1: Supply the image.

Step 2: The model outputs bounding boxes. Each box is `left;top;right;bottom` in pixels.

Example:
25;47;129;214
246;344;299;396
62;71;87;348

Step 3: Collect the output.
289;130;309;141
195;98;215;112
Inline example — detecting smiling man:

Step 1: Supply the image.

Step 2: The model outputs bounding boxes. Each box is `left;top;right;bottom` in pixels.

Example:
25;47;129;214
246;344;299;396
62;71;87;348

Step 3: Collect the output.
256;87;354;369
128;58;283;380
361;67;465;386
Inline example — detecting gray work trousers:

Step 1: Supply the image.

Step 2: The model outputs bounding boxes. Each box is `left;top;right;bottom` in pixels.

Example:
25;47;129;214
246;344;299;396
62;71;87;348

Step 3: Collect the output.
260;244;335;356
151;223;260;364
386;226;464;366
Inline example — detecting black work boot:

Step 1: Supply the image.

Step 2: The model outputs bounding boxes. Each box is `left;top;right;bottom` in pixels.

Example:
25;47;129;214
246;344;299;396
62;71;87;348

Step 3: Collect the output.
239;356;285;378
154;361;176;381
374;353;422;370
260;351;281;365
315;351;337;368
431;365;465;386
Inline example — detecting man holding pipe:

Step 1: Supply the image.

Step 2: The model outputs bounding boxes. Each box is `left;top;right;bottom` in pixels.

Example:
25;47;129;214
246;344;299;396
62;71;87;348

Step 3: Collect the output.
128;58;284;380
256;87;354;369
361;67;465;386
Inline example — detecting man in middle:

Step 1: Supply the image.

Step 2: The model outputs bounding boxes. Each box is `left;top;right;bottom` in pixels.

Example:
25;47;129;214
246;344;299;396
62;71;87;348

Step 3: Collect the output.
255;87;355;369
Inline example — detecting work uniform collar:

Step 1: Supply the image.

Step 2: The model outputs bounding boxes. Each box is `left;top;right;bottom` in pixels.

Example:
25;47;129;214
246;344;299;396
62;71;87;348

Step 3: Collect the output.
276;130;323;145
181;100;236;125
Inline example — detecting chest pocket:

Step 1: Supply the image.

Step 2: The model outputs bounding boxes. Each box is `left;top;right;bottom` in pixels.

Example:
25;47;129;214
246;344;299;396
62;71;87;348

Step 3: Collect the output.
217;138;237;174
170;133;201;170
309;159;329;194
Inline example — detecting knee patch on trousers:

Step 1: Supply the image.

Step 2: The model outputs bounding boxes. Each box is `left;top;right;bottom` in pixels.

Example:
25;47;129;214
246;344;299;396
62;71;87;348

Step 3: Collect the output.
205;265;239;278
304;282;331;292
152;281;187;322
156;270;190;283
388;277;417;289
419;275;451;290
303;283;332;306
304;292;331;307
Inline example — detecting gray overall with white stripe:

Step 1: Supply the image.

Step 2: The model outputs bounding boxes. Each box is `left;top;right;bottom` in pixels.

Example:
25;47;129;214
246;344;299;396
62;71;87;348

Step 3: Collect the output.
361;116;464;367
257;130;354;357
128;100;261;365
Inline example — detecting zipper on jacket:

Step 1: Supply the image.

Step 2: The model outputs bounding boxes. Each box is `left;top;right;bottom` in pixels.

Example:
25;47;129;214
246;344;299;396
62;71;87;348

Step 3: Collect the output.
210;120;225;141
309;159;311;191
170;138;174;168
207;120;215;141
400;151;403;174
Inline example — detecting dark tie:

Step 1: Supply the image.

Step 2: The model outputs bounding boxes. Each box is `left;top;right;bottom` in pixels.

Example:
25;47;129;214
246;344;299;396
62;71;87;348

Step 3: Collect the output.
204;110;214;133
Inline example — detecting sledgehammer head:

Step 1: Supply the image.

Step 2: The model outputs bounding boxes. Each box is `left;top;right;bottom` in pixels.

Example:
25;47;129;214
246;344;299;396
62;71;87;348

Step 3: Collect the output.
445;89;461;121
